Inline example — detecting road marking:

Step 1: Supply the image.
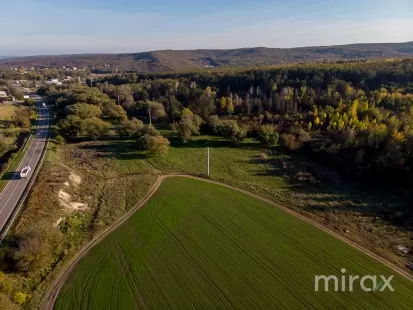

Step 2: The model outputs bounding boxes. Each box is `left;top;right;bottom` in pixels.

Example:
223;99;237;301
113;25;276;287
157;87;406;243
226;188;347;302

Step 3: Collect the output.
0;128;41;216
0;100;45;194
0;102;49;226
0;107;50;241
0;111;39;196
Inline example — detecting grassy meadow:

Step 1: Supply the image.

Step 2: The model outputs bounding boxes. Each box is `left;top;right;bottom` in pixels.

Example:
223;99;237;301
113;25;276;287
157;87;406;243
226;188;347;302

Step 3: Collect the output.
0;103;16;127
55;177;413;310
86;130;412;267
147;131;411;266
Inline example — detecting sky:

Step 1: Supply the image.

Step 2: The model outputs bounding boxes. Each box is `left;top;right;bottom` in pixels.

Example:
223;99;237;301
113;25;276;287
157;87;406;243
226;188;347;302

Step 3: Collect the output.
1;0;412;56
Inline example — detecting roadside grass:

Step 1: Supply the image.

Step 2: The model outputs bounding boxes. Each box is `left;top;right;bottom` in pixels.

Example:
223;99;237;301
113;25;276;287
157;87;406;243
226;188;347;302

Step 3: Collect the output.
55;177;413;310
0;138;159;309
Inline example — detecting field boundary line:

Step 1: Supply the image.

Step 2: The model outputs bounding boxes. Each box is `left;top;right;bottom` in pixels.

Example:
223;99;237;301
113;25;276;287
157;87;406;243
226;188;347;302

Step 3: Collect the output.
40;175;165;310
41;174;413;310
169;175;413;282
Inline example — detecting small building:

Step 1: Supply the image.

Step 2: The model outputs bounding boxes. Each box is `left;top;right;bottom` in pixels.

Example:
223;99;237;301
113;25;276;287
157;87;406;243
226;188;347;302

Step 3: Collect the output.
46;79;62;85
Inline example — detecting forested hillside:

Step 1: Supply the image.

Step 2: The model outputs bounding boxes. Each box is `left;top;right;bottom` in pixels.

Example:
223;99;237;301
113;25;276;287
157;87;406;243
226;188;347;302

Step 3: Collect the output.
2;42;413;72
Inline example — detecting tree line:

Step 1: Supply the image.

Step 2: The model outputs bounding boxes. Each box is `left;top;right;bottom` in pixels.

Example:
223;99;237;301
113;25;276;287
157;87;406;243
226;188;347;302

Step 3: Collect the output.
39;59;413;189
93;59;413;188
38;84;170;156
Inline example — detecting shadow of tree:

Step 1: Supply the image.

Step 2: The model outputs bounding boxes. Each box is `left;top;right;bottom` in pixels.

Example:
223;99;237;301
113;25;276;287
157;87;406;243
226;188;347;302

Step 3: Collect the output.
0;120;11;129
0;171;19;181
246;150;412;232
78;136;413;235
78;141;149;162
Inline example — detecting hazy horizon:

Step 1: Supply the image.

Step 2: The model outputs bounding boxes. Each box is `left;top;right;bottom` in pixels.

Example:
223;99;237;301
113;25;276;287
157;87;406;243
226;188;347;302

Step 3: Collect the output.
1;40;413;58
1;0;412;56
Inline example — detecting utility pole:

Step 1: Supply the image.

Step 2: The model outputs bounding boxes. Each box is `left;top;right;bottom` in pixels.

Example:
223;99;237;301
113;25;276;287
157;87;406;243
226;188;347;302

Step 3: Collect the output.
207;147;210;176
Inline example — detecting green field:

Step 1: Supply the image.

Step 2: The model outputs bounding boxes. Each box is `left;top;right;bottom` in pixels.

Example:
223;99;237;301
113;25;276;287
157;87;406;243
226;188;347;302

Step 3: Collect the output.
55;177;413;309
145;132;410;265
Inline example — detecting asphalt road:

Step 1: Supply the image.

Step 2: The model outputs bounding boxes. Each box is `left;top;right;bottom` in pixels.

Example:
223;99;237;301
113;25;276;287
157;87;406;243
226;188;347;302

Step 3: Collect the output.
0;94;49;235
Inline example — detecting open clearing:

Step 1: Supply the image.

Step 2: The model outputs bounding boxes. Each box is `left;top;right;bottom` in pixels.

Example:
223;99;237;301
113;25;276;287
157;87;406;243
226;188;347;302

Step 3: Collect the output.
55;177;413;309
0;103;15;125
148;133;412;267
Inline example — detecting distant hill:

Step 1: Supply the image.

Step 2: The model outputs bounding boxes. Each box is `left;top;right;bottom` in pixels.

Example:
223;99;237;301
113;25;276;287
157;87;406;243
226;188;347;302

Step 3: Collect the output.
1;42;413;72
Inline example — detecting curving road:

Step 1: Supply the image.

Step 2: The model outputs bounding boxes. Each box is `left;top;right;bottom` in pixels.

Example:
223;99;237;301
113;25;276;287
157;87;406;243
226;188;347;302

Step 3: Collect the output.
0;94;49;237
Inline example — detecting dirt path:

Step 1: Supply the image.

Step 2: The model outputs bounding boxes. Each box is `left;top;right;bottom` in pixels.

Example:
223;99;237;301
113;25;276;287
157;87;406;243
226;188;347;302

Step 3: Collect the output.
41;174;413;310
40;175;164;310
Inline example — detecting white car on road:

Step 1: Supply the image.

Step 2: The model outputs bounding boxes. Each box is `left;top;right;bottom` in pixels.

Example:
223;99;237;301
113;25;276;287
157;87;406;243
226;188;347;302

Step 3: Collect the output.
20;166;31;178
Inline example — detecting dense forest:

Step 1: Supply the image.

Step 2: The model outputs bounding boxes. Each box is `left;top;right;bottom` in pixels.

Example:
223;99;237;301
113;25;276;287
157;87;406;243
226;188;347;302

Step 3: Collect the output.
39;59;413;191
34;60;413;196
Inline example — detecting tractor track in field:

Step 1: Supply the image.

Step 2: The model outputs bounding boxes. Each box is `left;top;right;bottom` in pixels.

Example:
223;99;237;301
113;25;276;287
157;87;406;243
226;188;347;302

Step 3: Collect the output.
41;173;413;310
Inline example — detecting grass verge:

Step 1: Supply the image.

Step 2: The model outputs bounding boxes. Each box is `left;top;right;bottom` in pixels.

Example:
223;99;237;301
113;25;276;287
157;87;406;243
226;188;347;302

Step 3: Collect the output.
0;138;159;309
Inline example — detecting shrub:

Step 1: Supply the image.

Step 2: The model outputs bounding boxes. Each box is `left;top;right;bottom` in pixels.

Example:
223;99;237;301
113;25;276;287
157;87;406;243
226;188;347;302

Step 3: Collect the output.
148;136;170;157
207;115;222;134
12;230;59;277
298;130;311;144
24;98;36;106
55;135;65;145
172;109;203;143
258;125;279;145
12;291;30;305
220;121;248;145
141;124;160;137
118;118;144;138
281;133;301;151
